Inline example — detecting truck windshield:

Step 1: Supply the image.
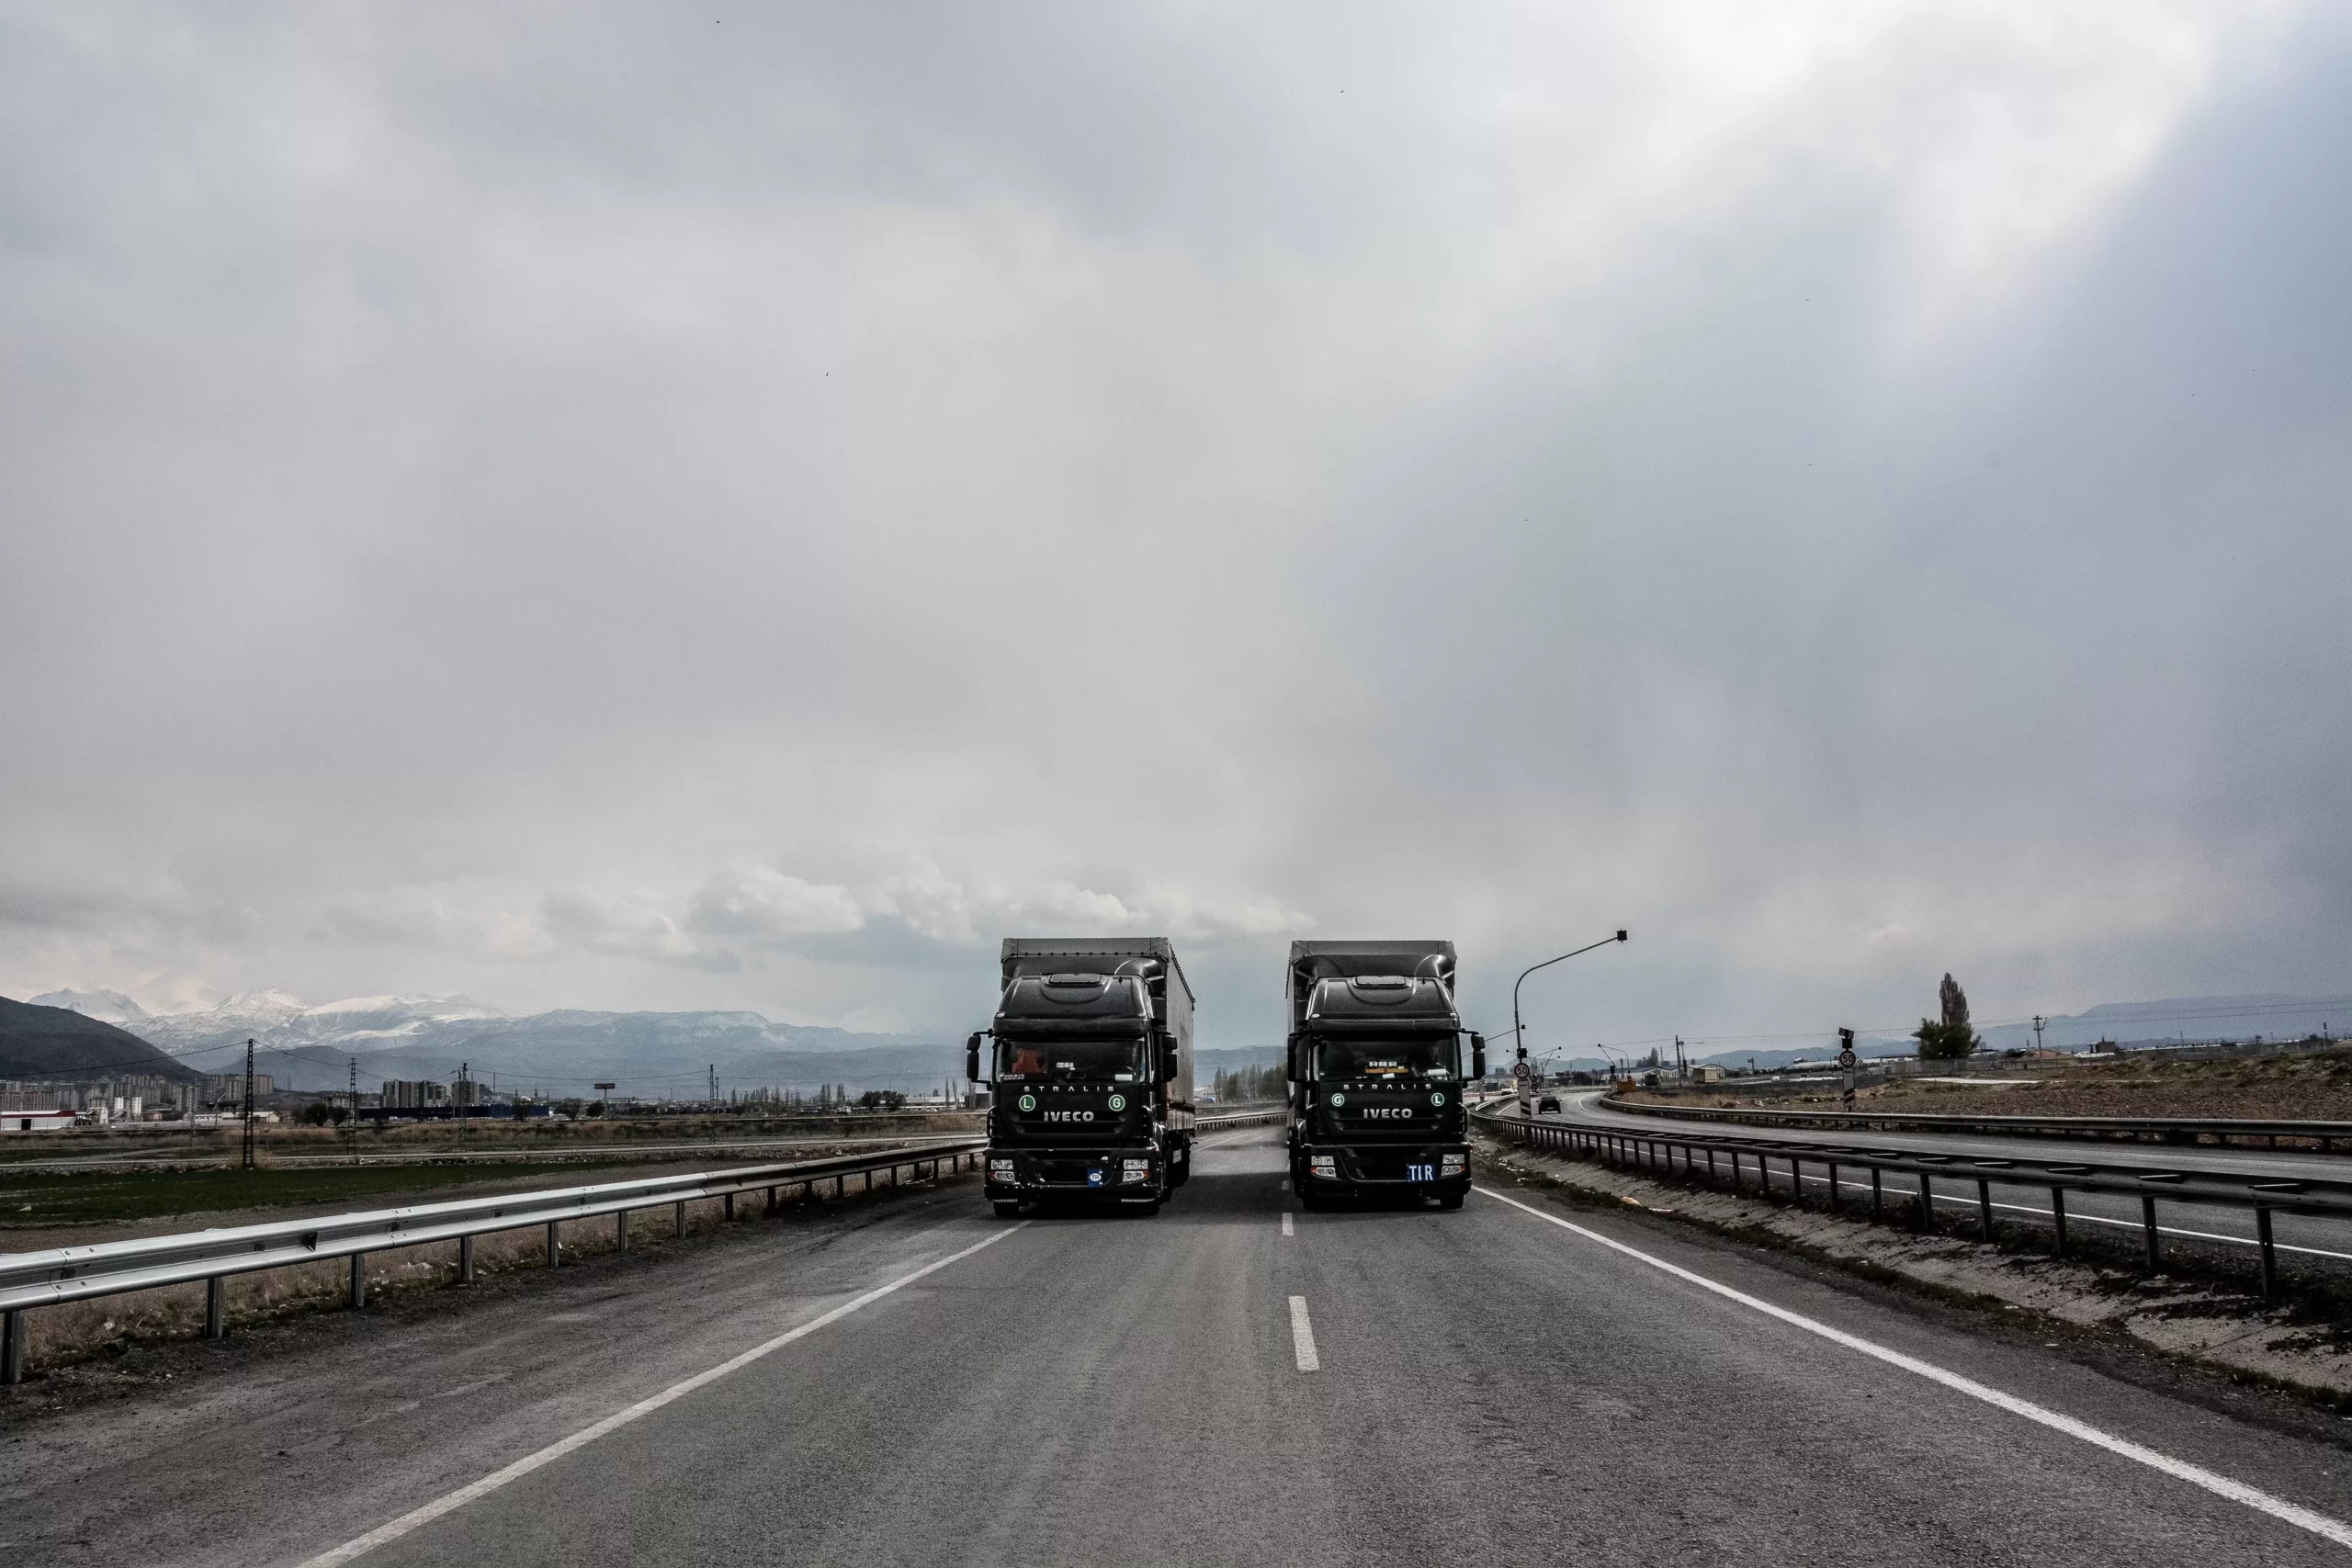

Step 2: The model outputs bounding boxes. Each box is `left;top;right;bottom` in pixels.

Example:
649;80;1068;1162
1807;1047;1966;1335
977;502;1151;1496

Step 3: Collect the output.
996;1038;1146;1082
1315;1035;1458;1081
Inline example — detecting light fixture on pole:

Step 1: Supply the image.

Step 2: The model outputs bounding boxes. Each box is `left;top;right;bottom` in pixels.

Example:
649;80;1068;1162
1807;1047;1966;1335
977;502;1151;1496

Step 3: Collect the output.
1510;930;1629;1065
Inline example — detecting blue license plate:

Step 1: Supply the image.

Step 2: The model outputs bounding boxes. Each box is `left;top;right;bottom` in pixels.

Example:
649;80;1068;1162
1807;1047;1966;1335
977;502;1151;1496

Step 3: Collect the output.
1405;1163;1435;1182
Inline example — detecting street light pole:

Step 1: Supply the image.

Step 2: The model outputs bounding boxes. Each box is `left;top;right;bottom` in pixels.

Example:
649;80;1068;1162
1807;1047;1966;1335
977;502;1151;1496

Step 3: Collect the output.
1508;931;1627;1111
1510;931;1629;1065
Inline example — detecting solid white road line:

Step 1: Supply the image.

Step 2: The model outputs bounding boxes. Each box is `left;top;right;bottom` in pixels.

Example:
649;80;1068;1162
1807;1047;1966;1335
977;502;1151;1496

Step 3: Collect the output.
1288;1295;1320;1372
1282;1212;1295;1237
295;1224;1028;1567
1476;1186;2352;1551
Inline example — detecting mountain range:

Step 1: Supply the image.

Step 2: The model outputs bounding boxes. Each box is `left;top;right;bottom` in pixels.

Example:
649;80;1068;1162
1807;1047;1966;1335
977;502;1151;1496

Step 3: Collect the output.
17;987;2348;1095
24;989;964;1097
0;996;198;1082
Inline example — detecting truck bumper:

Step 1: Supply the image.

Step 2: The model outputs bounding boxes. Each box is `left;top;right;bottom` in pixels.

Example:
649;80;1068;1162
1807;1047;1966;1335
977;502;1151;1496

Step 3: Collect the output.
985;1145;1162;1201
1295;1141;1470;1200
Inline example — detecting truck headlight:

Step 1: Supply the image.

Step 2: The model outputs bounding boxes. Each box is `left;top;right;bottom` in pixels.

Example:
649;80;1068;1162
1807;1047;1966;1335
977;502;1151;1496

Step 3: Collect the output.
989;1158;1015;1178
1442;1153;1466;1174
1308;1154;1337;1178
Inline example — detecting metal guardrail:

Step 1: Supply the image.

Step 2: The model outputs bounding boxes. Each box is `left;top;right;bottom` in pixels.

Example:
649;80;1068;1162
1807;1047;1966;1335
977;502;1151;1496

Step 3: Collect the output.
1595;1093;2352;1152
1474;1107;2352;1301
0;1108;1293;1383
0;1139;986;1384
1193;1108;1285;1132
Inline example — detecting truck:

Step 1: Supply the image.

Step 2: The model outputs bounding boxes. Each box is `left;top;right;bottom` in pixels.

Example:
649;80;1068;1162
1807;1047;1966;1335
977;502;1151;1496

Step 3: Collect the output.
1285;940;1486;1209
967;937;1195;1217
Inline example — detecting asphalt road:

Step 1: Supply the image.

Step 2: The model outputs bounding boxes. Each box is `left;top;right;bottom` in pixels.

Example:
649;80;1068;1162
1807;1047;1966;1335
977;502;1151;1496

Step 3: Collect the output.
1550;1091;2352;1267
5;1127;2349;1566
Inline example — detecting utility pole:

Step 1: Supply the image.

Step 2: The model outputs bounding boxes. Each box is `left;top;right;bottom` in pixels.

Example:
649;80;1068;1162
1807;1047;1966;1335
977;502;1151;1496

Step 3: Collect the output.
348;1056;359;1164
2032;1016;2046;1055
1674;1036;1687;1078
241;1038;256;1171
458;1061;469;1147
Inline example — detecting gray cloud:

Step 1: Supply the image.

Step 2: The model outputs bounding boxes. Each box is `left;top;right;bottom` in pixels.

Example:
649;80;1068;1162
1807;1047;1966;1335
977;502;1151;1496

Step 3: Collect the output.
2;2;2346;1049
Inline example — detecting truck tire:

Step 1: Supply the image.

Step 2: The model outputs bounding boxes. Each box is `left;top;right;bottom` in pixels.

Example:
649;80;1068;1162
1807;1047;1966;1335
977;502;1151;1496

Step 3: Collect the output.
991;1201;1022;1219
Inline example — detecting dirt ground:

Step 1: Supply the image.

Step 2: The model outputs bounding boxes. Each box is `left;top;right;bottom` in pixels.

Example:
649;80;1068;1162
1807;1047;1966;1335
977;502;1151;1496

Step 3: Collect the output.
1647;1045;2352;1121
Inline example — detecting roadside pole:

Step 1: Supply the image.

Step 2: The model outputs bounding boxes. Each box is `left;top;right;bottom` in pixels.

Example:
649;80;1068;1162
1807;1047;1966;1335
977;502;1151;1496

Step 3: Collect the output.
242;1037;256;1171
1838;1029;1859;1110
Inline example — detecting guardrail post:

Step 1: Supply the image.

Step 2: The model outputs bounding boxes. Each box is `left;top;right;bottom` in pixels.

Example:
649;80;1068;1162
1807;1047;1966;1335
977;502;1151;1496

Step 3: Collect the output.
1916;1173;1933;1232
673;1201;686;1239
458;1234;476;1284
2;1307;22;1385
2142;1194;2160;1270
207;1276;226;1338
724;1192;735;1222
547;1222;560;1269
1978;1179;1995;1242
835;1175;846;1199
765;1186;778;1214
1870;1168;1883;1222
349;1254;368;1309
2256;1207;2278;1300
2050;1188;2068;1258
1826;1161;1840;1213
616;1210;629;1253
1706;1148;1717;1185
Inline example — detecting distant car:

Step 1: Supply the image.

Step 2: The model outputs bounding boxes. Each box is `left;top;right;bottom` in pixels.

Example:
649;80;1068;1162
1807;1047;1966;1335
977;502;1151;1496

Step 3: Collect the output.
1535;1093;1561;1114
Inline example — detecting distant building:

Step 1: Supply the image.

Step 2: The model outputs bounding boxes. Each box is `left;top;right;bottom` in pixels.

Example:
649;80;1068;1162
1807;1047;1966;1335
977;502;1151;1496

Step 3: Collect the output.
205;1072;275;1103
1690;1064;1726;1084
2;1108;76;1134
382;1079;450;1110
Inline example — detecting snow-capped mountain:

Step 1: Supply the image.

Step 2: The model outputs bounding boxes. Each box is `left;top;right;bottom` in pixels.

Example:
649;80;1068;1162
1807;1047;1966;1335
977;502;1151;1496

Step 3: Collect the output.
28;987;151;1025
103;990;959;1095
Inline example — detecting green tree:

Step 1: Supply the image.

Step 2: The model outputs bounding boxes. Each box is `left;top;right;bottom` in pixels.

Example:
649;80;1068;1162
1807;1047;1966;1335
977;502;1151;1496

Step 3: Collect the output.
1915;972;1981;1060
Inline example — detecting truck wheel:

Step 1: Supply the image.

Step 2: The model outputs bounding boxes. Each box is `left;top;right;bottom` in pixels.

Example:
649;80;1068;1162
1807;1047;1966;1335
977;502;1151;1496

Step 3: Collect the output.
991;1201;1022;1219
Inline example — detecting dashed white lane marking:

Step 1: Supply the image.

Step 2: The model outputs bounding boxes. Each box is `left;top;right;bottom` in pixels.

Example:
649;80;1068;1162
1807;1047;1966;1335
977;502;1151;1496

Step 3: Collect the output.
1282;1212;1295;1237
1477;1186;2352;1551
1288;1295;1320;1372
295;1224;1028;1566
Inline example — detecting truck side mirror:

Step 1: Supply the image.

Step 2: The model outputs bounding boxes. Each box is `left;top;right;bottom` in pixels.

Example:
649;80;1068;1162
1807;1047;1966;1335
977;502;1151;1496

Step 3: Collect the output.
1161;1052;1178;1084
966;1032;983;1083
1469;1033;1486;1080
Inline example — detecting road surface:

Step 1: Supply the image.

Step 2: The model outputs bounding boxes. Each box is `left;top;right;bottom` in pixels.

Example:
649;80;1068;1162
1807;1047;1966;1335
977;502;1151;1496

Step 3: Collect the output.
3;1126;2346;1566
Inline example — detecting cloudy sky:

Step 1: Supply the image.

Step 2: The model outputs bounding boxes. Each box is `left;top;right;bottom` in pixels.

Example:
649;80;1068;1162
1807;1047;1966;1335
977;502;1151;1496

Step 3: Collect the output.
4;2;2348;1052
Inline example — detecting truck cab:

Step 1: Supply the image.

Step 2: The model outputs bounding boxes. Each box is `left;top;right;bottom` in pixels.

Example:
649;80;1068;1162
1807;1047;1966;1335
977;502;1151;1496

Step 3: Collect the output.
1286;942;1483;1209
971;939;1194;1216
